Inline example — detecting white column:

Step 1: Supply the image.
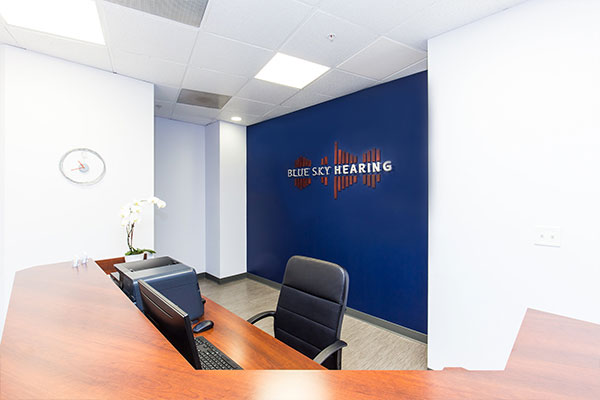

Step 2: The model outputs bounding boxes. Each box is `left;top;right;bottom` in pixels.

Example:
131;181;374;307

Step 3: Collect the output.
205;121;247;278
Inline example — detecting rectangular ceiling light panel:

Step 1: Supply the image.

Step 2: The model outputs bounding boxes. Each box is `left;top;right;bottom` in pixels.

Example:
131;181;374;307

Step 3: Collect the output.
0;0;105;45
255;53;330;89
105;0;209;27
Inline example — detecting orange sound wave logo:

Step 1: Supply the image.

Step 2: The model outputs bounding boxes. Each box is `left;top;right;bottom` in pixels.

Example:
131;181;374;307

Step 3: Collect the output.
288;142;393;199
293;156;312;189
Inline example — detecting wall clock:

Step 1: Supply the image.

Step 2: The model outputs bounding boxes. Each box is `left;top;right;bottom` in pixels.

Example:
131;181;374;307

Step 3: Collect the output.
59;148;106;185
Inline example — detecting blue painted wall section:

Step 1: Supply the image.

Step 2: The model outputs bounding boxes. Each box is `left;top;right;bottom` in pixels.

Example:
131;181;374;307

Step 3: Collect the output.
247;72;428;333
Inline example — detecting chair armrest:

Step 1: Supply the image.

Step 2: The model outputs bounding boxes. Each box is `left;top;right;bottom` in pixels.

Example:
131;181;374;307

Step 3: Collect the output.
313;339;348;365
247;310;275;324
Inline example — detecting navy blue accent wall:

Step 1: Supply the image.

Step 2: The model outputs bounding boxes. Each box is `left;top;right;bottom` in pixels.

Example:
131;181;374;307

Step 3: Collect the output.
247;72;428;333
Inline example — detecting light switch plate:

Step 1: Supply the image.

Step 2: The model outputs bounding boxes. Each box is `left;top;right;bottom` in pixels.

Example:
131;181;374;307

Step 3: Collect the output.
534;226;561;247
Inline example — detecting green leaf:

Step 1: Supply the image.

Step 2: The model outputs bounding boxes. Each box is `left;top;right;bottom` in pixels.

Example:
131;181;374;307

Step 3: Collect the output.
124;248;144;256
139;249;156;254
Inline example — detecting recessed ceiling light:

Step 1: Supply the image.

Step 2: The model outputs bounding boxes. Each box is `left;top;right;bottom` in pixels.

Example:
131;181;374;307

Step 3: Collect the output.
231;116;242;122
255;53;329;89
0;0;105;45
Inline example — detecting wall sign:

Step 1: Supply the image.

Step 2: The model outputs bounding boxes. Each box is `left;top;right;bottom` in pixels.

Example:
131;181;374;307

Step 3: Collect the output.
287;142;393;199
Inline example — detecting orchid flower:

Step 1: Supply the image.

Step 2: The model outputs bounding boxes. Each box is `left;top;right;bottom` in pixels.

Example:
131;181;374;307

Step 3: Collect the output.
120;196;166;255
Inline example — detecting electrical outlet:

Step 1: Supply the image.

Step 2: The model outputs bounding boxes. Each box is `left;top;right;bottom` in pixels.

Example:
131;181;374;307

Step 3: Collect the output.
534;226;561;247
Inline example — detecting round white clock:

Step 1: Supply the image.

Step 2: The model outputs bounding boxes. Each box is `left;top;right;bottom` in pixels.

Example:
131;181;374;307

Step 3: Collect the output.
59;148;106;185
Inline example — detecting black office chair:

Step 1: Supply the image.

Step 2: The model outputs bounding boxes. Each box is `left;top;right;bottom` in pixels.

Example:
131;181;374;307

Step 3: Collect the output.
248;255;349;370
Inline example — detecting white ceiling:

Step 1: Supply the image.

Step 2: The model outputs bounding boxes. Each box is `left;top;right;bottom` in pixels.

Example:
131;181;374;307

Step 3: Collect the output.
0;0;529;126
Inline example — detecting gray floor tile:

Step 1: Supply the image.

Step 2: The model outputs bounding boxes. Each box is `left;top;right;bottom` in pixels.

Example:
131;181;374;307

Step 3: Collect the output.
198;277;427;370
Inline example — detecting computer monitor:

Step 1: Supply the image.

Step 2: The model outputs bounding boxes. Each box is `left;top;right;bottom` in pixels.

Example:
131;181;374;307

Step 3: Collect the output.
138;279;201;370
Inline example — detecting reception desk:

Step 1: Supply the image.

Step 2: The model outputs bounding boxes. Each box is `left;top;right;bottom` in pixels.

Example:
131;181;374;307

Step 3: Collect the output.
1;260;599;399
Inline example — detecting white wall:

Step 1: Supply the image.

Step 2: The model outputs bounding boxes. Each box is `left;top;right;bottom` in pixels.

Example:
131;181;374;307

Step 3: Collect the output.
0;46;6;337
205;122;220;277
205;121;246;278
0;46;154;338
154;117;205;273
428;0;600;370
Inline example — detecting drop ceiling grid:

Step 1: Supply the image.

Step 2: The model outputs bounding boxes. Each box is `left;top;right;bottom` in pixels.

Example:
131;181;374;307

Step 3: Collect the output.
145;0;320;123
166;0;218;120
197;0;433;124
100;0;203;120
200;0;315;50
102;1;199;64
209;1;323;123
0;0;531;125
0;0;430;125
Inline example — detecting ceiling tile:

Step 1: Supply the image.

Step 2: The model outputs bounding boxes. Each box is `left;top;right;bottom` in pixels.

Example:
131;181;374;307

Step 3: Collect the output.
387;0;529;50
244;117;264;126
154;84;180;102
383;58;428;82
281;90;332;109
262;106;295;121
173;103;221;119
318;0;437;35
0;24;17;45
280;11;377;67
112;49;186;87
305;69;377;98
102;2;198;64
154;100;175;118
189;32;274;78
338;37;425;80
235;79;298;105
171;103;216;125
202;0;312;49
7;26;112;71
220;97;273;117
182;67;248;96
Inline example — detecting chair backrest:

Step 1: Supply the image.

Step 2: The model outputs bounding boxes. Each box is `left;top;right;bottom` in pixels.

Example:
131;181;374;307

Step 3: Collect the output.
274;255;349;370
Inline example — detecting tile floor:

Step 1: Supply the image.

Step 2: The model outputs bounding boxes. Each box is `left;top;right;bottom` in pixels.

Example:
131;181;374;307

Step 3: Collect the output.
198;277;427;370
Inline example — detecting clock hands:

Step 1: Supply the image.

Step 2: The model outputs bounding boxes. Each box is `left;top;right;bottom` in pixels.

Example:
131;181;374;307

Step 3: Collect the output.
71;161;89;172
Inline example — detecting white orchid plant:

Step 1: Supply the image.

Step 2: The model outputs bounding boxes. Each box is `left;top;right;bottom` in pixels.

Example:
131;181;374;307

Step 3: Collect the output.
120;196;166;256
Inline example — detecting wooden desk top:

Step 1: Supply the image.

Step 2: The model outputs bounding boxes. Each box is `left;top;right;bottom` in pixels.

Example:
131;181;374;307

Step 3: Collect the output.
202;298;322;370
1;261;599;399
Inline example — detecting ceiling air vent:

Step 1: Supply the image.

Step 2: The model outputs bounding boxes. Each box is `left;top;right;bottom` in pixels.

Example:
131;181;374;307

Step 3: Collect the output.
177;89;231;109
106;0;209;27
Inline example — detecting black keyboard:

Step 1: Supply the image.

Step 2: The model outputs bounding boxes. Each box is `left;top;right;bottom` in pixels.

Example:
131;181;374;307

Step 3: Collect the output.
194;336;243;370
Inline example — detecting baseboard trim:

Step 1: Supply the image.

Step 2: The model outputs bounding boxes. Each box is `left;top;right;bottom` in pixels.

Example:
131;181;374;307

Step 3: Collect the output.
198;272;248;284
345;308;427;344
247;273;282;290
247;273;427;344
